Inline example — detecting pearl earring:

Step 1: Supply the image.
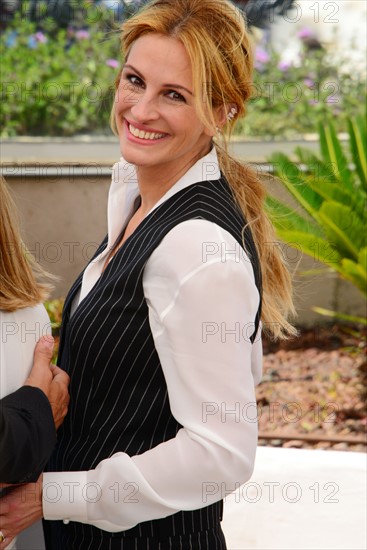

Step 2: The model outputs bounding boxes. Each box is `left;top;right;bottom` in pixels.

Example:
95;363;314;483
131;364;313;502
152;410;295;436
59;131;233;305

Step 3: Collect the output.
216;126;222;134
227;107;237;121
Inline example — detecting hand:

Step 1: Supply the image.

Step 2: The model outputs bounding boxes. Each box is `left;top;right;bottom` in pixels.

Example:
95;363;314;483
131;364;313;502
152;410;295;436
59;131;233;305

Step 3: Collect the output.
0;476;43;549
25;335;70;429
24;335;54;395
48;364;70;429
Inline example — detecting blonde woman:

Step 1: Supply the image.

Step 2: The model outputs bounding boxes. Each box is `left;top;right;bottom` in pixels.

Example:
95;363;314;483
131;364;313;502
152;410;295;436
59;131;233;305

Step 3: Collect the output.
0;1;296;548
0;177;70;483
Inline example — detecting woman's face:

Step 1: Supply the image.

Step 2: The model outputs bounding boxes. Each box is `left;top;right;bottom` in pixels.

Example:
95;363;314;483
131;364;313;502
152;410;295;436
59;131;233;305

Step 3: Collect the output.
115;33;215;174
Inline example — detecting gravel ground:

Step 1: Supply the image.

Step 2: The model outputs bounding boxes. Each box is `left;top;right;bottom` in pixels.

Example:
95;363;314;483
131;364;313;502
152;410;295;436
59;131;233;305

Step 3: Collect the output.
257;324;367;452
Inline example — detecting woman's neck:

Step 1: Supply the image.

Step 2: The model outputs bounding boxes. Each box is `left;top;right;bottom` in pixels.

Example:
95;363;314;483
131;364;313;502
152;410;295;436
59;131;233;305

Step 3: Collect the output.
135;144;211;216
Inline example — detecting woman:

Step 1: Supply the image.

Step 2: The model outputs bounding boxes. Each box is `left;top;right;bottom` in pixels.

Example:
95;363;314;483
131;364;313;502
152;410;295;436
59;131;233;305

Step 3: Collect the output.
0;177;70;547
0;1;296;548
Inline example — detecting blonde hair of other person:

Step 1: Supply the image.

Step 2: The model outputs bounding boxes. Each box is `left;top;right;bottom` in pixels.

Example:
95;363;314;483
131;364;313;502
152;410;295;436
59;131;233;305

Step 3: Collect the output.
110;0;297;340
0;177;53;312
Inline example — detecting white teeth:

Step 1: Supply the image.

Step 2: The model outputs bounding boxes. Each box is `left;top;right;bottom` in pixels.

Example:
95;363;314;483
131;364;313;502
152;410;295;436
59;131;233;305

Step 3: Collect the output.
129;123;166;140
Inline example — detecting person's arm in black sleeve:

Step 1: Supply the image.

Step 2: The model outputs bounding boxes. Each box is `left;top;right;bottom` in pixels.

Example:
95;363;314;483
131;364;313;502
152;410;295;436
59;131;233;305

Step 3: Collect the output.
0;386;56;483
0;336;70;483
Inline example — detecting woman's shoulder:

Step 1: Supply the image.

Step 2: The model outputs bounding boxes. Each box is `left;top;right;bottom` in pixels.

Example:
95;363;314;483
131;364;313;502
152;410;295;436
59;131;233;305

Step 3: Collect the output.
144;218;254;285
0;302;50;326
159;218;251;259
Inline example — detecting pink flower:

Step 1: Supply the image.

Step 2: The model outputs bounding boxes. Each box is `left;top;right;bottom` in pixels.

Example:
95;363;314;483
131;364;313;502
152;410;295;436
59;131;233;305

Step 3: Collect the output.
297;27;315;40
278;60;292;72
106;59;119;69
326;94;339;104
75;29;90;40
304;78;315;88
35;31;47;43
255;48;270;64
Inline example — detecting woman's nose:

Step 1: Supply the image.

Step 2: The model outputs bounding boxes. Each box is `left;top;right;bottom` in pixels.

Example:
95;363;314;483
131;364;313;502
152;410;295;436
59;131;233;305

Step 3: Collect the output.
130;91;159;122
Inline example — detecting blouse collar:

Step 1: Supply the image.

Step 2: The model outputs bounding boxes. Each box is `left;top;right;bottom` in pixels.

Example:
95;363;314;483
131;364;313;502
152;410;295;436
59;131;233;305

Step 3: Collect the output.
107;146;221;248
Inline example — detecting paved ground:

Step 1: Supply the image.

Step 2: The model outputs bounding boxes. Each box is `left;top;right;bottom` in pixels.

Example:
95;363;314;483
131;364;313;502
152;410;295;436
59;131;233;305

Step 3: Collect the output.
16;446;367;549
221;446;367;550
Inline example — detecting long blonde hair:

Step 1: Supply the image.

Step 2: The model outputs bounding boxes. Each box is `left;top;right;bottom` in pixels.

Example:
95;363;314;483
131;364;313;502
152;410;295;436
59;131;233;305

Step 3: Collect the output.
0;177;52;312
113;0;297;339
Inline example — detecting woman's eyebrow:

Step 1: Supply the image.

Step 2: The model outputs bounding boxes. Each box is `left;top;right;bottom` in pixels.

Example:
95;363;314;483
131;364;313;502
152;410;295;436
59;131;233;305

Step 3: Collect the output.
123;63;193;95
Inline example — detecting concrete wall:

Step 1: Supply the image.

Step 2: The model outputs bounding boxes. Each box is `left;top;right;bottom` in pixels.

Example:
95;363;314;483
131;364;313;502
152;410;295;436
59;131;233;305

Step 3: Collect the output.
9;172;111;297
2;139;365;326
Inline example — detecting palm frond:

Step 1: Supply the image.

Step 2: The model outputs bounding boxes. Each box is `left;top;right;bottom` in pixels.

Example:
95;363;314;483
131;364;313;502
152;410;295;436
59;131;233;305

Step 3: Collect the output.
267;117;367;311
348;116;367;190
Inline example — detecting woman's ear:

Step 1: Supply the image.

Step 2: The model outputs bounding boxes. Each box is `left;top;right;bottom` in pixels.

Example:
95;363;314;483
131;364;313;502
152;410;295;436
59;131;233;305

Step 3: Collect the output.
214;103;238;129
214;105;227;128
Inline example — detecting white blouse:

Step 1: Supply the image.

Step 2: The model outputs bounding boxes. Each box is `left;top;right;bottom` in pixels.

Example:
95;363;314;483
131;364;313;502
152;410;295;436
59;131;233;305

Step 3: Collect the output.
43;147;263;531
0;304;51;398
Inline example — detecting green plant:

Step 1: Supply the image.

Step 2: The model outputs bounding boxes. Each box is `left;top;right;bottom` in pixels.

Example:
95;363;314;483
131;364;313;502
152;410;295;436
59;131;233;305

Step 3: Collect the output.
44;297;65;361
44;297;64;333
0;13;120;136
234;45;366;139
266;116;367;321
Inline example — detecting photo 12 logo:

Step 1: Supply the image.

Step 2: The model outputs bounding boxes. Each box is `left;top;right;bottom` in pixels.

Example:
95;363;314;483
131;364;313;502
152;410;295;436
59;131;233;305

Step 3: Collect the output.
202;480;339;504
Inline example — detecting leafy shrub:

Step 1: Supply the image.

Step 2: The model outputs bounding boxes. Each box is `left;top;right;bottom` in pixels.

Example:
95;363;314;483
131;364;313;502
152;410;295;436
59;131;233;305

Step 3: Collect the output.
267;116;366;320
236;45;366;140
1;13;120;136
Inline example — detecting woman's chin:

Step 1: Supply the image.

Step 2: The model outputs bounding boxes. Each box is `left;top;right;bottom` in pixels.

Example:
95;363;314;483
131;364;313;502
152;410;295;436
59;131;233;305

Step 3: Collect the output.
119;141;160;167
119;148;146;166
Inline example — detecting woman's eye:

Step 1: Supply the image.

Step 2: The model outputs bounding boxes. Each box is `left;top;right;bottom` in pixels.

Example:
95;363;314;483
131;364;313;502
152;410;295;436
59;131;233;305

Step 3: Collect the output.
125;74;143;87
167;90;186;102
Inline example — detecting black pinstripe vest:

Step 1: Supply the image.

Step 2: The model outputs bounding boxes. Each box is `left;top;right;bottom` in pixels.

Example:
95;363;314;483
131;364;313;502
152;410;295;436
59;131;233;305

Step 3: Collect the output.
44;176;262;548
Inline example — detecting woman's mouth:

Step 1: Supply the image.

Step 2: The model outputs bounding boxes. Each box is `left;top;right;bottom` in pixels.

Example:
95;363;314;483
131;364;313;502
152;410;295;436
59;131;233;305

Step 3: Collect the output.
125;120;169;142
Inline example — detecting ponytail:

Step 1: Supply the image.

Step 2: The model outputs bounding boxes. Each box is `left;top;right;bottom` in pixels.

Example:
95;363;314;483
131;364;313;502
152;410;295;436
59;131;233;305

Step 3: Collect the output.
216;144;298;340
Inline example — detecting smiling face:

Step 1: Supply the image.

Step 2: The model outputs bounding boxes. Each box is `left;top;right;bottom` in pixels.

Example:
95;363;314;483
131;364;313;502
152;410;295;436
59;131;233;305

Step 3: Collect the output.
114;33;215;180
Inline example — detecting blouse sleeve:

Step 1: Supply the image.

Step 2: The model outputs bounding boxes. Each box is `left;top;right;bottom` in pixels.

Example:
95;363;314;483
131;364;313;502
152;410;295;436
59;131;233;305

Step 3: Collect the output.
43;220;263;531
